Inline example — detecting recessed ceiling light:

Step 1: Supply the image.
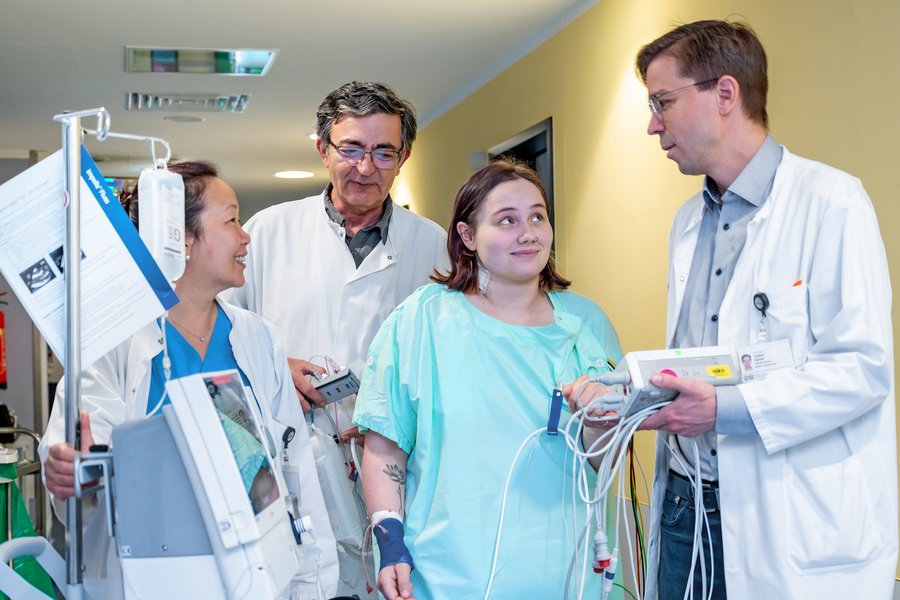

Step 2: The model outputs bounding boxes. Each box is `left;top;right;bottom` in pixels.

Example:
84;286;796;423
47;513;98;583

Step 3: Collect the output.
125;46;278;76
274;170;314;179
163;115;205;123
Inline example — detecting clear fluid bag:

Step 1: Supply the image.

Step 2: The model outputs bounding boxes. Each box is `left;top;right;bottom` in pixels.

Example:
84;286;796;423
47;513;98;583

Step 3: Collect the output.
137;162;185;282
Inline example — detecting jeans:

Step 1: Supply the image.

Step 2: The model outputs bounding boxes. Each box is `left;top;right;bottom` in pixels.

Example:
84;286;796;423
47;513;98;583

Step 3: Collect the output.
658;472;727;600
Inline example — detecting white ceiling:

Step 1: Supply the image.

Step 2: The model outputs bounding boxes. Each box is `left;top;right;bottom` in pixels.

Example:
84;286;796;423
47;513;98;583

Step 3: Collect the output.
0;1;597;217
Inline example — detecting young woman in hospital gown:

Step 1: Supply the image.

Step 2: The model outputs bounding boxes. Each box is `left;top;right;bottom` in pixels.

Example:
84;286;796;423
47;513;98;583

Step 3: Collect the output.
353;160;623;600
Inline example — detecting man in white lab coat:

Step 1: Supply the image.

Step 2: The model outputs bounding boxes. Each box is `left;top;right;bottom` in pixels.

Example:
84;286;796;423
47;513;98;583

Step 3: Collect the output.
227;81;448;598
632;19;896;599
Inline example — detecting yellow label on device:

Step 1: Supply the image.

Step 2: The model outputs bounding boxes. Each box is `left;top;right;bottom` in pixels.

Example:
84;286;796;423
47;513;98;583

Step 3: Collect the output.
707;365;732;378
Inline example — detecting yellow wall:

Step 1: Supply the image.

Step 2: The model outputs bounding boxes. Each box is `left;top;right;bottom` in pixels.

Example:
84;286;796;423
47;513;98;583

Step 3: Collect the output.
398;0;900;565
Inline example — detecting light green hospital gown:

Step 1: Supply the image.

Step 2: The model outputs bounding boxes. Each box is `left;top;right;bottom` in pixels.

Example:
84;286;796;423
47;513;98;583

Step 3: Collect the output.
353;284;624;600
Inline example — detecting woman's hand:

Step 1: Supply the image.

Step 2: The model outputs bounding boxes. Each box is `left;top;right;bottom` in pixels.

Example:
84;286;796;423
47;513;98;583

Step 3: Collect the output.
562;375;619;430
339;426;365;445
378;563;415;600
44;411;95;499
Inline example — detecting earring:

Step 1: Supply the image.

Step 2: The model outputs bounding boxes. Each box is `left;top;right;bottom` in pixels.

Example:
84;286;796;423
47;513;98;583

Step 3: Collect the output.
185;254;191;261
477;261;490;295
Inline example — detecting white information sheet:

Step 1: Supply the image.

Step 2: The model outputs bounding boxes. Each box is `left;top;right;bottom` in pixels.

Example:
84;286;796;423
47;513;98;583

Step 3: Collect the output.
0;147;178;369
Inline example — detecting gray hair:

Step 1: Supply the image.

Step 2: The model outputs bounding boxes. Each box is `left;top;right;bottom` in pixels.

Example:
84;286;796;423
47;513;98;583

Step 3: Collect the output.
316;81;417;151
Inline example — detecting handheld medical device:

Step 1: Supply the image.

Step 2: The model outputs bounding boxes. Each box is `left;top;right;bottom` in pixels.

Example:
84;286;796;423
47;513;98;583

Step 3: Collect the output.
311;367;359;404
112;369;304;599
599;346;739;417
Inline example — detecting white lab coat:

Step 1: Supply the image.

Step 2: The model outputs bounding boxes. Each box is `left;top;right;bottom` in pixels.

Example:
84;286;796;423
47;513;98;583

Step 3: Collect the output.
226;191;448;597
227;191;449;433
38;301;340;599
644;148;898;599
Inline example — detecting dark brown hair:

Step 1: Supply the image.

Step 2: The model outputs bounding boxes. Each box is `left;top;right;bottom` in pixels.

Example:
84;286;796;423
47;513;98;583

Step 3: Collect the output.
636;20;769;128
119;161;219;238
432;159;570;292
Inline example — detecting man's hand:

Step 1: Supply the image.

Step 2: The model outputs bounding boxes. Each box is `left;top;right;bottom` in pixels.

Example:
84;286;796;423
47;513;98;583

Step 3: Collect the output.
562;375;619;430
637;373;717;437
287;358;328;413
378;563;415;600
44;411;95;499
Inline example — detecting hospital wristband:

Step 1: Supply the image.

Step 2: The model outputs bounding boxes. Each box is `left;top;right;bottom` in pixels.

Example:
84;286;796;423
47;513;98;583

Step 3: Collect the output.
372;518;414;573
371;509;403;525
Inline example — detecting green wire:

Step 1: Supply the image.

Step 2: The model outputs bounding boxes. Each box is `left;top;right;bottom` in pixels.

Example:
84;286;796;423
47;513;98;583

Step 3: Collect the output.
615;582;639;600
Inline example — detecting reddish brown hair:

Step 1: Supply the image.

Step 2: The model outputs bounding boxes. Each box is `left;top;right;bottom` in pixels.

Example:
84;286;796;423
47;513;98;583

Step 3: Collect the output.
432;159;570;292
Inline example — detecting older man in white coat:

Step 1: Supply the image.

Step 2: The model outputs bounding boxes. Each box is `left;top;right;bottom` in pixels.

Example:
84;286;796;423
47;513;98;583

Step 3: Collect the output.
226;81;448;598
630;19;896;600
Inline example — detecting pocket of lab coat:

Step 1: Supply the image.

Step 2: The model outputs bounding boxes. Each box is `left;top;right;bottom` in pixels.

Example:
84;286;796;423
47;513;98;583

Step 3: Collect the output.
764;284;809;366
784;454;881;573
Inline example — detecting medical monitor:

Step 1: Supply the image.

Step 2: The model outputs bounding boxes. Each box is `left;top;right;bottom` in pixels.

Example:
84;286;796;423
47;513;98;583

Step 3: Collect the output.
161;369;300;597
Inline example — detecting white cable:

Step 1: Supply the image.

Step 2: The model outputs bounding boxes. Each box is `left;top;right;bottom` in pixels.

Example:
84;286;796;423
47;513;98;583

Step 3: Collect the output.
552;389;669;600
145;311;172;417
560;393;677;600
306;355;332;376
664;437;716;600
483;427;544;600
561;378;720;600
350;436;362;478
485;382;688;600
562;420;579;596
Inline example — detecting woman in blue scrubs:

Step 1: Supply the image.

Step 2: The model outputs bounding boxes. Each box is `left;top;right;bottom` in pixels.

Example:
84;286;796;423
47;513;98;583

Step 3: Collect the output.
354;160;623;600
39;162;339;597
42;161;255;490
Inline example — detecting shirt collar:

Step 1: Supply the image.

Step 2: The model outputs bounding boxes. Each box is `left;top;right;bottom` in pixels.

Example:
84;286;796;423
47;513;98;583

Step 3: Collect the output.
323;184;393;242
702;134;783;211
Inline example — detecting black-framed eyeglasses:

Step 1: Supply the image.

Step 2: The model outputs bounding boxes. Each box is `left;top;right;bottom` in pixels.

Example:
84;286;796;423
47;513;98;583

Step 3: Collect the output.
648;78;720;118
327;141;403;169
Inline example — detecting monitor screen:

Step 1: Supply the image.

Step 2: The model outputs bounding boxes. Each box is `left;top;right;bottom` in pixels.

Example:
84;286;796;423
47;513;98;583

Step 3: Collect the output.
202;372;280;515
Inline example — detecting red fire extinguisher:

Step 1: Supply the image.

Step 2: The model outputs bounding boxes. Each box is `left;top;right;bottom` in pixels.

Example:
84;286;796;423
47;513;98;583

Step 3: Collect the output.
0;292;7;390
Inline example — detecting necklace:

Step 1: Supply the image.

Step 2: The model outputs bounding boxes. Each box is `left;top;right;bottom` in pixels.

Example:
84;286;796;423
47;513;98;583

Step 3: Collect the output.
167;305;215;343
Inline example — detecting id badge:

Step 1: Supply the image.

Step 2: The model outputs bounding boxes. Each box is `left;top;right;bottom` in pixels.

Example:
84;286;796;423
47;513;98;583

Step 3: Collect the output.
737;339;793;382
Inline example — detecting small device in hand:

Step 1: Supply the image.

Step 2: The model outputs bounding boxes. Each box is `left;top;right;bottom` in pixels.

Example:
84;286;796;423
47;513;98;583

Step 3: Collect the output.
310;368;360;404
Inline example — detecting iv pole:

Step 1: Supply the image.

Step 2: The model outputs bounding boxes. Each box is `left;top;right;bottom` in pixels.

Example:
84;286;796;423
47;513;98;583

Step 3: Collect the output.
51;107;171;599
52;107;102;600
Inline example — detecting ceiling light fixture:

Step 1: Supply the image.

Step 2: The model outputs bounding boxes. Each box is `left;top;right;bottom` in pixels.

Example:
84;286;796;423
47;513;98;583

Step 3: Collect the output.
274;171;314;179
125;46;278;76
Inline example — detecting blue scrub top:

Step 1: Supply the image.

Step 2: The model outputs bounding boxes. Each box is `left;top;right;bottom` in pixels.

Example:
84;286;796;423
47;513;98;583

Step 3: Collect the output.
147;303;249;414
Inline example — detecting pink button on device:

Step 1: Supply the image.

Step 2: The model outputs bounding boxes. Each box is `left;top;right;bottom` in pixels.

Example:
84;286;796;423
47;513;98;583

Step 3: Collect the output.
660;369;678;377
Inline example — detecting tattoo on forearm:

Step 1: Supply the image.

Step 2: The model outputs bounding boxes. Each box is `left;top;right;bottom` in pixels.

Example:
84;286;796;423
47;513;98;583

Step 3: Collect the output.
383;464;406;515
383;464;406;485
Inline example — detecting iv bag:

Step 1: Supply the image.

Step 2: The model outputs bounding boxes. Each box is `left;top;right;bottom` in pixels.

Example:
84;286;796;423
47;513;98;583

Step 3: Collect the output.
138;165;185;282
308;426;364;547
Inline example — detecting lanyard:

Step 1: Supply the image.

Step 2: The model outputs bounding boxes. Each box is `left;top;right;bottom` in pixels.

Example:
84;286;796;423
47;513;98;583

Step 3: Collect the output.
753;292;769;342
